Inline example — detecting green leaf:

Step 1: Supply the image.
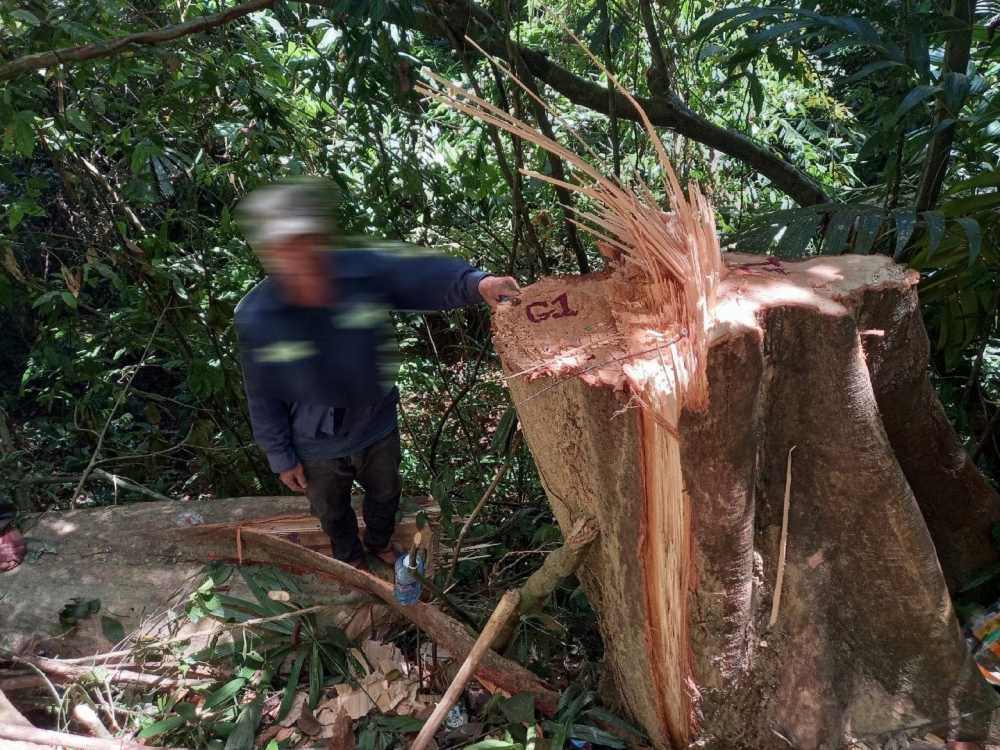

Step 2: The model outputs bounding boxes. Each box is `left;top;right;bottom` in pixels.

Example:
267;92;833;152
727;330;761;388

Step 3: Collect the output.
203;677;247;711
137;715;187;739
464;741;522;750
498;691;535;725
223;695;263;750
10;9;41;25
851;212;883;255
101;616;125;643
278;649;309;721
922;211;946;257
955;217;981;267
490;403;519;455
891;209;917;259
820;209;856;255
773;214;823;259
888;84;941;126
145;403;161;424
308;640;323;709
583;707;652;741
565;723;628;748
174;702;198;721
64;108;93;135
61;291;78;310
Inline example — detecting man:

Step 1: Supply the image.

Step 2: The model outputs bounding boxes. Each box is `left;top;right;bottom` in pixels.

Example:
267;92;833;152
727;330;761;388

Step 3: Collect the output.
234;178;519;571
0;496;25;572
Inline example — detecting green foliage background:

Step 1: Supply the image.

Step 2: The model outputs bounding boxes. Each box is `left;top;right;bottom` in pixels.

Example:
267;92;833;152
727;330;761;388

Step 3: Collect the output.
1;0;998;534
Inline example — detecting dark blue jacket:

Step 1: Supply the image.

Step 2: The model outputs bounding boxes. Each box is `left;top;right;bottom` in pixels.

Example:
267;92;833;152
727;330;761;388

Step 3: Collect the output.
235;245;488;472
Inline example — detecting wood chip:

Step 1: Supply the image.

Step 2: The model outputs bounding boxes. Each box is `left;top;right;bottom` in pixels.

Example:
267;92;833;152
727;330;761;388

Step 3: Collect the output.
297;703;323;736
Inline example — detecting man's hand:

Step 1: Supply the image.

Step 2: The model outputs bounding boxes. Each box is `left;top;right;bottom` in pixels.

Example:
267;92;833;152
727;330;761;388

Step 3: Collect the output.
479;275;521;308
279;463;308;492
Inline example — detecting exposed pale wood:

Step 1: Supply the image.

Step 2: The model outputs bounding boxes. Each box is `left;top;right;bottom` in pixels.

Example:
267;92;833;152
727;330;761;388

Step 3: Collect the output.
495;255;1000;749
410;590;520;750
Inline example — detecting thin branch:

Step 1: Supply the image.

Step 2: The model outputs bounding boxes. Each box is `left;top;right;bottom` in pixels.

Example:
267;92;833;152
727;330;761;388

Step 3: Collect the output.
768;446;795;629
0;724;170;750
445;430;523;590
0;0;275;79
72;308;167;505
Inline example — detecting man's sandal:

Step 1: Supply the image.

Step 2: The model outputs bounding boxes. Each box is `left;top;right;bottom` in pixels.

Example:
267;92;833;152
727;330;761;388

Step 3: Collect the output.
0;524;26;572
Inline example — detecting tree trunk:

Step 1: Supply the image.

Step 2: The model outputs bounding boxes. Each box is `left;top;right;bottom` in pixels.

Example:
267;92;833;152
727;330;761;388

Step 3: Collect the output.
494;254;1000;749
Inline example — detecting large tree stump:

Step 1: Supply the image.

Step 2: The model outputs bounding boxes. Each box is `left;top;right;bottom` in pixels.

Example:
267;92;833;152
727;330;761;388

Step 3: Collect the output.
494;253;1000;749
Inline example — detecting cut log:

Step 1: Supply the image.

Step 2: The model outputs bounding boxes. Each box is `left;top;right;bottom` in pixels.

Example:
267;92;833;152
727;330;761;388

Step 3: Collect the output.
494;254;1000;749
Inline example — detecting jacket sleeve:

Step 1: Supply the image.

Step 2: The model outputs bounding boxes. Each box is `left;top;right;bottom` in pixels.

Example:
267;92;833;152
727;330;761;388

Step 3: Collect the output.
377;249;490;311
246;395;299;473
235;290;297;472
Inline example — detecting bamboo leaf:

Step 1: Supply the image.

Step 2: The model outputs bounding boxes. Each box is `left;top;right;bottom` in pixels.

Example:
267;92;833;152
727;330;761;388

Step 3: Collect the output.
892;208;917;259
773;214;823;258
955;217;981;267
820;208;857;255
278;649;309;721
203;677;247;711
852;212;883;255
922;211;946;257
137;716;187;739
888;84;941;126
308;640;323;708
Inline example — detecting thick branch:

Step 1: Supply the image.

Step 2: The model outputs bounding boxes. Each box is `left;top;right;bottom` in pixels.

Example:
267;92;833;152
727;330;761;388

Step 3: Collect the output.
407;6;831;207
236;530;561;714
0;724;168;750
492;516;599;650
0;0;274;79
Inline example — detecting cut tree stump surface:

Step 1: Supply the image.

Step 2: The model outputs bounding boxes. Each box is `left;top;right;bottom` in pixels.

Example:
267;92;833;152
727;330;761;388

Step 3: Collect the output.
0;496;430;656
495;253;1000;750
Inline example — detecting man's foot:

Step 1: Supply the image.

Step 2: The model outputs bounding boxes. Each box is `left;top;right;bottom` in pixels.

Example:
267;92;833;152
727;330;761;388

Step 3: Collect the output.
0;524;26;572
365;540;405;567
345;555;368;572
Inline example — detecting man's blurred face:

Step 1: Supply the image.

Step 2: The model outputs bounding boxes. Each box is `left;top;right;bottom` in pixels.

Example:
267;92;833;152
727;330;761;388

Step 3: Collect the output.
257;233;336;307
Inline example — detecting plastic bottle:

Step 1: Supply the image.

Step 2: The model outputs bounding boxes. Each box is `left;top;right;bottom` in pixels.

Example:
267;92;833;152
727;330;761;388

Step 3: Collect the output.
393;552;424;604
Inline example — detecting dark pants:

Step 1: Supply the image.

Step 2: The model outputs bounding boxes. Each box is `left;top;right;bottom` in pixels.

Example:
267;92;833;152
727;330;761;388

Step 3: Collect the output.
301;429;402;562
0;495;16;528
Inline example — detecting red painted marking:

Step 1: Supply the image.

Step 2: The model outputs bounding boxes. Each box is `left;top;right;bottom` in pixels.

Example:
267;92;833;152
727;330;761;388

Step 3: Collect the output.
525;293;580;323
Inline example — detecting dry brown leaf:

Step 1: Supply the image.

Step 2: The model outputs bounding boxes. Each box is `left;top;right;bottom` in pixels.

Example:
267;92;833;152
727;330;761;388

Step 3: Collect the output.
2;248;25;283
279;692;309;727
297;703;323;736
324;707;355;750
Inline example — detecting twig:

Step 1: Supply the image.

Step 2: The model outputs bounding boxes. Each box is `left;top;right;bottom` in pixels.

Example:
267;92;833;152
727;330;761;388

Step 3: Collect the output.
73;702;113;739
24;469;174;502
768;446;795;629
445;430;523;590
410;590;521;750
73;308;168;506
0;0;275;80
51;605;327;665
0;724;169;750
0;651;212;690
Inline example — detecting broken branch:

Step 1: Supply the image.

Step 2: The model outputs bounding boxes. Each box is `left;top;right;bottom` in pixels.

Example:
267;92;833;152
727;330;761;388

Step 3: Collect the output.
411;590;521;750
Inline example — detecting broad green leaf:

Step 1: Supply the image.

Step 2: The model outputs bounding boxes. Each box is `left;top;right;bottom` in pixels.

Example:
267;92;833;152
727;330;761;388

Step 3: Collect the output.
892;209;917;259
101;616;125;643
64;108;93;135
566;723;628;748
137;715;187;739
888;85;941;126
954;217;981;267
773;214;823;259
308;640;323;708
584;707;652;740
498;691;535;725
922;211;946;257
278;649;309;720
203;677;247;711
851;212;883;255
10;9;40;25
61;291;78;310
820;209;857;255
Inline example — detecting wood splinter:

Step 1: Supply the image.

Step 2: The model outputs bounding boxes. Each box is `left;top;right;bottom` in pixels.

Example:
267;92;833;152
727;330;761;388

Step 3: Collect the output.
768;446;795;630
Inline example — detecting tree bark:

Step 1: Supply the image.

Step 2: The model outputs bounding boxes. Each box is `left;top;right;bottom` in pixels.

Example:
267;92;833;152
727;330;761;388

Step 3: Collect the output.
494;254;1000;749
